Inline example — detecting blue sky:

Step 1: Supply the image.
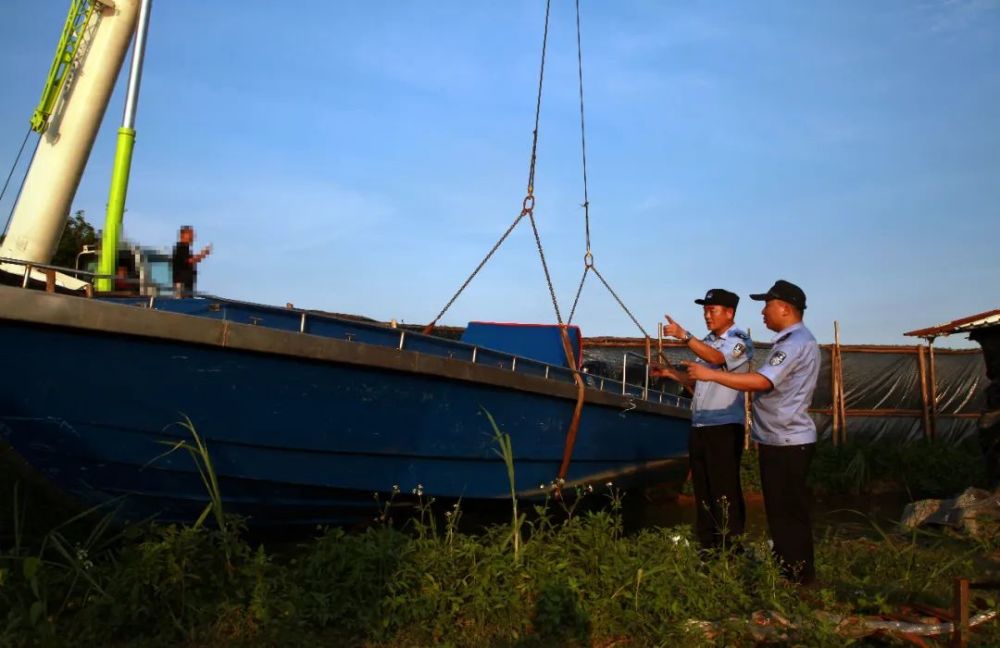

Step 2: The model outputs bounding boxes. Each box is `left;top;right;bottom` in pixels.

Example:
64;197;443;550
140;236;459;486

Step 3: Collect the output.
2;1;998;347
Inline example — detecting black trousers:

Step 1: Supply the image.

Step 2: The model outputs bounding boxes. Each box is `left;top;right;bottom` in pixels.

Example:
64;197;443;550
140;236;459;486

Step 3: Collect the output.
758;442;816;584
980;421;1000;488
689;423;746;549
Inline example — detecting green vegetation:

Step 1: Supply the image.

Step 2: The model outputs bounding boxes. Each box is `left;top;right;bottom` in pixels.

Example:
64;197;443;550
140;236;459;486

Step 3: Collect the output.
2;485;998;646
808;438;988;497
51;210;96;269
685;438;989;498
1;426;997;646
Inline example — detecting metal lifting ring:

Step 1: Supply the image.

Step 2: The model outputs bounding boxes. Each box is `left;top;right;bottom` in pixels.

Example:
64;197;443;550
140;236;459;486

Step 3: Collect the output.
583;250;594;268
522;194;535;212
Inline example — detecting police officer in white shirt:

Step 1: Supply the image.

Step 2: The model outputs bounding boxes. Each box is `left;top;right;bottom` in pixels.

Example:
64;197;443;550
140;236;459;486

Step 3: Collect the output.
651;288;753;551
682;280;820;584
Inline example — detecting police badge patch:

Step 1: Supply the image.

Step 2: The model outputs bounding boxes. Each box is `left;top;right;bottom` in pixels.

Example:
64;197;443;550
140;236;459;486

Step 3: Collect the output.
733;343;745;357
769;351;787;366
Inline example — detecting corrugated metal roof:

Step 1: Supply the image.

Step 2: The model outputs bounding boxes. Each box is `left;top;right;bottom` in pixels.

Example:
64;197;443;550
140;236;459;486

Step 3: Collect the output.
903;308;1000;338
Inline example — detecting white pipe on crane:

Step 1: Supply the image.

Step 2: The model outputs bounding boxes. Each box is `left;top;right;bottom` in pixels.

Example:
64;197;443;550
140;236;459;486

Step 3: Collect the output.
1;0;141;266
121;0;152;131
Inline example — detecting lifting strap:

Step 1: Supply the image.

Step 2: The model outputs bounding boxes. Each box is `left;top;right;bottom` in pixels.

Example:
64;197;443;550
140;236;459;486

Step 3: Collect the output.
556;325;586;491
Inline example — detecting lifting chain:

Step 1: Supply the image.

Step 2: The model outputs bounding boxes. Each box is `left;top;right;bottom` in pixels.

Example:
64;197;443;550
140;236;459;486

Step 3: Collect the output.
575;0;592;257
525;196;563;325
564;0;648;340
424;0;562;334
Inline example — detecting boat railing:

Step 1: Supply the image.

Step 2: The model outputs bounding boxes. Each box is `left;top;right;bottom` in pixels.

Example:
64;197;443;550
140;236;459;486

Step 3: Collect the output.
134;293;689;410
0;254;104;293
1;255;689;410
0;254;185;297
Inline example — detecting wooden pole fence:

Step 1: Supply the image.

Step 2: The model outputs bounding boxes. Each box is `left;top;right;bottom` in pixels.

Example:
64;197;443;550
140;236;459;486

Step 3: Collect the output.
928;339;939;440
917;345;932;440
832;321;848;445
831;322;841;445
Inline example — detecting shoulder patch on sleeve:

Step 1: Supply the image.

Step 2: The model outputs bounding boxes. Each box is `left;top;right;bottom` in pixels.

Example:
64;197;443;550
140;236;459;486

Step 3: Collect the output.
733;342;746;357
769;350;787;366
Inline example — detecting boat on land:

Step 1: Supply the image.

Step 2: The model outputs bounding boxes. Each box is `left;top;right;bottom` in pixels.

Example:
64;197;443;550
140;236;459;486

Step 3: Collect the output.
0;1;692;525
0;287;690;525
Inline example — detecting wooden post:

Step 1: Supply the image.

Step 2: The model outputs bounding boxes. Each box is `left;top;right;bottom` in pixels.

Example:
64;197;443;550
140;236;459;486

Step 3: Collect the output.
951;577;969;648
830;350;840;445
928;338;939;441
835;322;847;444
917;345;932;441
643;335;651;399
655;322;671;367
44;269;56;293
831;323;841;445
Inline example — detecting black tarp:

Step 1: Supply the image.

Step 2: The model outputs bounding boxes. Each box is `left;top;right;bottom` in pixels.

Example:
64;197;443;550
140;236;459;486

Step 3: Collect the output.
582;340;987;444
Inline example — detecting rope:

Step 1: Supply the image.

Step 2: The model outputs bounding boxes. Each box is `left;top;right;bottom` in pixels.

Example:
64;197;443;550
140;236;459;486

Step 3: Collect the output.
567;261;650;339
524;0;562;324
521;0;562;324
527;211;562;324
591;264;650;338
525;0;551;195
567;265;589;323
422;212;525;334
574;0;591;253
564;1;649;341
424;0;562;333
1;127;34;237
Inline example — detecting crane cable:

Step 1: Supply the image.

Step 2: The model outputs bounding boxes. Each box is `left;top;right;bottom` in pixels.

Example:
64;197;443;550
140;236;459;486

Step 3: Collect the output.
565;0;649;340
0;128;36;238
423;0;562;334
558;0;657;491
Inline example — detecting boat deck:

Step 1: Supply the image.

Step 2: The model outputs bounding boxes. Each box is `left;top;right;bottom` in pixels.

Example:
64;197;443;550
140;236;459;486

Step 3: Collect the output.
108;294;691;410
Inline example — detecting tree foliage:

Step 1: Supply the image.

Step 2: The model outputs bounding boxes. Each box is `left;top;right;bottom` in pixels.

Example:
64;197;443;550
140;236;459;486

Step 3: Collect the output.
52;209;97;269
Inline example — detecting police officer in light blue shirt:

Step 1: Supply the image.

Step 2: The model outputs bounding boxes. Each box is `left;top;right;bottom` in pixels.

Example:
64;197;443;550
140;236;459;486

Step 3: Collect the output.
652;288;753;550
683;280;820;585
753;321;820;446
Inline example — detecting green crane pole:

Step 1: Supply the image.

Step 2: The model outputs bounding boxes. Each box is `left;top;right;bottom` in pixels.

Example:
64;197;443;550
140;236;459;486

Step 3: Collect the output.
96;0;152;292
31;0;97;134
96;127;135;291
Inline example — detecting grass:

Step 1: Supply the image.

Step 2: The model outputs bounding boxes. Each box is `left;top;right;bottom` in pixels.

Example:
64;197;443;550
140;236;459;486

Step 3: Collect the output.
808;438;989;497
1;424;998;646
2;488;997;646
683;437;990;499
486;407;525;564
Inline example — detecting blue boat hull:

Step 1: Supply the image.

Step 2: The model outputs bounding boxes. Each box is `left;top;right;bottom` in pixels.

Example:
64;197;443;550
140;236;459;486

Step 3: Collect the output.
0;288;690;526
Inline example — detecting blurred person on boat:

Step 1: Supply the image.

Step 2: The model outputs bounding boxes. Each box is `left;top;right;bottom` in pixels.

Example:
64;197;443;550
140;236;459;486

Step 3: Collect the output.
172;225;211;297
651;288;753;552
114;250;137;294
114;265;130;292
682;280;820;585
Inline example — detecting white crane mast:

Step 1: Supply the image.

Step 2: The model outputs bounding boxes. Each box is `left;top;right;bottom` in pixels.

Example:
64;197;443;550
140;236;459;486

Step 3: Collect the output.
1;0;140;271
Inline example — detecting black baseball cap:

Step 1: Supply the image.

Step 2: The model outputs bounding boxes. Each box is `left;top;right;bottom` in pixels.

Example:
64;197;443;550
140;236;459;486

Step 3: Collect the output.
694;288;739;309
750;279;807;310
